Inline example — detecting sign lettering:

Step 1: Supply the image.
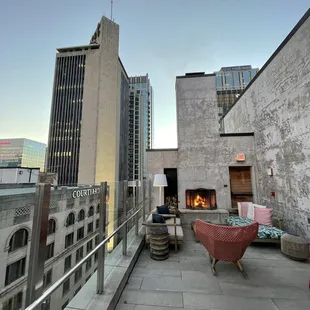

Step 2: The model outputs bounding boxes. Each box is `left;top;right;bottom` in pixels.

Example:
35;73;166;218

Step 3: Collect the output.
72;188;100;199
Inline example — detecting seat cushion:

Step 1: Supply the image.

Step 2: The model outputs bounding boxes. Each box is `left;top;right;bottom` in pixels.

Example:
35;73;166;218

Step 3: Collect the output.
167;225;183;241
152;214;166;223
157;205;170;215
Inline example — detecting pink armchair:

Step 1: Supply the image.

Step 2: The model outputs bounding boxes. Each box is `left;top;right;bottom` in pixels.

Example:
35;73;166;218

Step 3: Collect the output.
195;219;258;277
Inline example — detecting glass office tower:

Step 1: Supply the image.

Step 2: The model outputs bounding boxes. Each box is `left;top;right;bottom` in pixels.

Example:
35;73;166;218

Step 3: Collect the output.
215;65;259;118
0;138;46;171
128;75;153;181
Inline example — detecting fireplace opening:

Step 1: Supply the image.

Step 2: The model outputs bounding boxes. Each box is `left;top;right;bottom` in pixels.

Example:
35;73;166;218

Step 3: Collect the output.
185;188;217;210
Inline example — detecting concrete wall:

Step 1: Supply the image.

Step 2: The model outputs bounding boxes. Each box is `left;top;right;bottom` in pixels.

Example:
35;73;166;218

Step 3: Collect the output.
146;150;178;208
223;13;310;237
78;50;100;185
176;75;256;210
0;168;39;184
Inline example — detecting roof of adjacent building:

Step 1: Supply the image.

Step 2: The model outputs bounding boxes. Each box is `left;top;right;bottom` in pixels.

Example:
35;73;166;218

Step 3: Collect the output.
0;186;36;197
176;72;215;79
57;44;100;53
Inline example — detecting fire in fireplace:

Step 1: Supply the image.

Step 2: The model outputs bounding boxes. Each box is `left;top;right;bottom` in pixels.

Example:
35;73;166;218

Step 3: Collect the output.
185;188;217;210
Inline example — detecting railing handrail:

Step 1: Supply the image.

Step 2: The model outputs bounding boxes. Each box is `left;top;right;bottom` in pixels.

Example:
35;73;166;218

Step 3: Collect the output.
25;198;149;310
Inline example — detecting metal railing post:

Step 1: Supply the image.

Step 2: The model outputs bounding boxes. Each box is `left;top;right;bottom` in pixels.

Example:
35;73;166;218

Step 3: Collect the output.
142;180;146;221
122;180;128;255
25;184;51;309
148;179;152;214
135;180;139;236
97;182;107;294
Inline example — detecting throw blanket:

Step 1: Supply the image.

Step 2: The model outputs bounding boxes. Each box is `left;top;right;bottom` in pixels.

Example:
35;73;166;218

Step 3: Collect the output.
226;216;284;240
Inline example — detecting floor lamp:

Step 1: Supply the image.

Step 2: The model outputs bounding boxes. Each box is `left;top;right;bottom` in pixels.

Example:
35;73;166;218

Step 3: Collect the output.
153;174;168;205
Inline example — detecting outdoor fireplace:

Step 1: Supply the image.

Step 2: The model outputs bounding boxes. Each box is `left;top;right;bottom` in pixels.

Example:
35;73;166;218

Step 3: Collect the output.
185;188;217;210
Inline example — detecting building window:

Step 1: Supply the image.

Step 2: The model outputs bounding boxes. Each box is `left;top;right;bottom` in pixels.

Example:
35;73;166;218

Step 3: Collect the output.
65;233;74;248
96;204;100;214
233;71;240;88
86;258;92;271
78;209;85;221
88;206;94;217
9;229;28;253
251;69;257;79
76;246;83;263
64;255;71;273
66;212;75;227
95;235;99;246
46;243;54;260
74;285;81;296
43;269;52;289
94;252;98;262
2;291;23;310
96;219;99;229
62;279;70;297
41;297;50;310
242;71;250;85
87;222;93;234
77;227;84;241
47;219;56;235
5;257;26;286
74;267;82;283
87;240;93;253
61;300;69;310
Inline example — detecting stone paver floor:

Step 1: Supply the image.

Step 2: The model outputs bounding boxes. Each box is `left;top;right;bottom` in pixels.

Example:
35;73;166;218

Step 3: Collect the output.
116;225;310;310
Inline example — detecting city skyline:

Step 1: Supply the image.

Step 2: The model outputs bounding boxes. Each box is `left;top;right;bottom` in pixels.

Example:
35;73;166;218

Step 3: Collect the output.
0;0;309;148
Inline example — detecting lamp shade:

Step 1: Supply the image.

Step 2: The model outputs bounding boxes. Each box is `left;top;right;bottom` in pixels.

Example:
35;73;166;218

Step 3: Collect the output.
153;174;168;187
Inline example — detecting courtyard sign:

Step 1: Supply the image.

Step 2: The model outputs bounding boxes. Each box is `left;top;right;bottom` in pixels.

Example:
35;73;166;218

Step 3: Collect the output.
72;188;100;199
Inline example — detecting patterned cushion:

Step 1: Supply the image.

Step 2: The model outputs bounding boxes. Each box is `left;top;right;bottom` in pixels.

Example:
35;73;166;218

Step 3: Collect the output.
226;216;284;239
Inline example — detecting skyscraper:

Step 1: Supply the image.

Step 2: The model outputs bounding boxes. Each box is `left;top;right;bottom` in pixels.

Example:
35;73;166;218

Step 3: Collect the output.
215;65;259;118
0;138;46;171
46;17;129;186
128;75;153;181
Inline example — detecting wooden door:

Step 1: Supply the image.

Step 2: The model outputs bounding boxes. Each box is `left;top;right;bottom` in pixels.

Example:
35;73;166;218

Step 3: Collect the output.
229;166;253;208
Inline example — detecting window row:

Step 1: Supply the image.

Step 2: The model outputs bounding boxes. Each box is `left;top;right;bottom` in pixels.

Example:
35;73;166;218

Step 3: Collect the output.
65;219;98;248
66;205;99;227
63;243;98;297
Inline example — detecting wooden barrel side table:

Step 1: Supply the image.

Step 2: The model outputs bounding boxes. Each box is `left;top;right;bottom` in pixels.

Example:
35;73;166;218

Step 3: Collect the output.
149;226;169;261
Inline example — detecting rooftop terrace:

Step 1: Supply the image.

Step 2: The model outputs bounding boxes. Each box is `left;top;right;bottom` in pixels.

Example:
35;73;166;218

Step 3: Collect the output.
116;225;310;310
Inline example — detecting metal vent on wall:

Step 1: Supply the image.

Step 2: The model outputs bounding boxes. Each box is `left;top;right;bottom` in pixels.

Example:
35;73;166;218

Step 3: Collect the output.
14;206;31;217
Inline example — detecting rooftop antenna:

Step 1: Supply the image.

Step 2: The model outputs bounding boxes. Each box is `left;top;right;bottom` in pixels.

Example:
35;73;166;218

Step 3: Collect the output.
111;0;113;21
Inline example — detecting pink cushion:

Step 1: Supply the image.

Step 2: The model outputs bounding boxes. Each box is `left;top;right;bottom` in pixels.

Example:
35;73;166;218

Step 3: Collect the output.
240;202;249;217
254;208;273;226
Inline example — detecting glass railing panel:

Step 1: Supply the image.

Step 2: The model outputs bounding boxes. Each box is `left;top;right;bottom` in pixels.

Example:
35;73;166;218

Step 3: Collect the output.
2;180;152;310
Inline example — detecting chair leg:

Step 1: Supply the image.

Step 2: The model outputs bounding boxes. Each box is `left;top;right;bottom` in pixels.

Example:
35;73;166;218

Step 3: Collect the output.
211;257;218;276
235;260;247;278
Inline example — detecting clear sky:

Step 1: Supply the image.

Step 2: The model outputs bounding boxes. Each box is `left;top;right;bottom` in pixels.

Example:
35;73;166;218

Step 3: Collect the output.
0;0;309;148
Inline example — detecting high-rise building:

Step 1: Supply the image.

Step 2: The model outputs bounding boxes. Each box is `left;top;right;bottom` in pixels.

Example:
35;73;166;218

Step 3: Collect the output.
0;138;46;171
215;65;259;118
128;75;153;181
46;17;129;187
